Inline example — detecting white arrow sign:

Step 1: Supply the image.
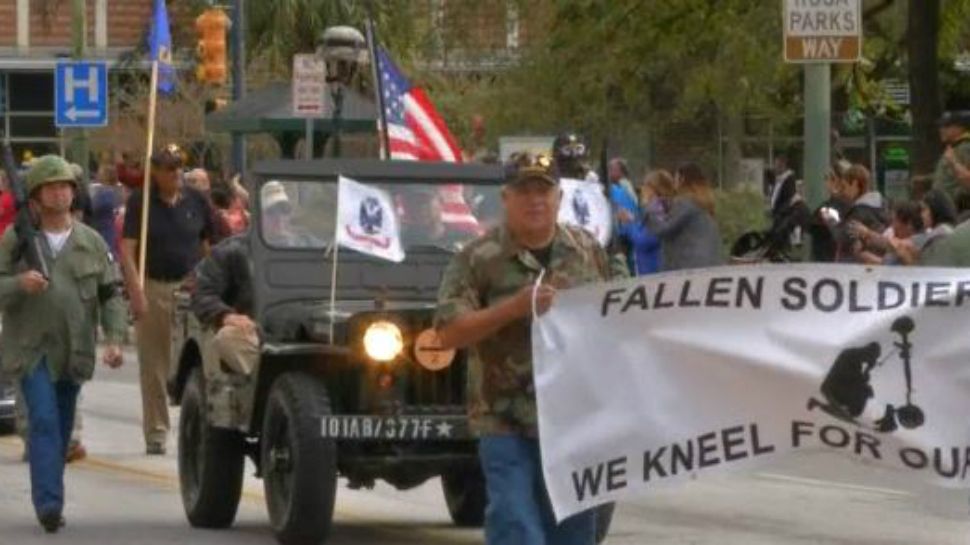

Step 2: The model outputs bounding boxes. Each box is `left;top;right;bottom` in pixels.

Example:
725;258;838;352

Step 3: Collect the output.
66;107;101;121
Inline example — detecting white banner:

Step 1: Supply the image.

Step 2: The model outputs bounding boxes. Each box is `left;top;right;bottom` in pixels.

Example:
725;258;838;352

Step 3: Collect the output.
558;177;612;247
336;175;405;262
533;264;970;521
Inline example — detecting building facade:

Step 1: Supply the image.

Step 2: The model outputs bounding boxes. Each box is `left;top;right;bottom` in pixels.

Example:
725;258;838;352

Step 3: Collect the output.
0;0;191;160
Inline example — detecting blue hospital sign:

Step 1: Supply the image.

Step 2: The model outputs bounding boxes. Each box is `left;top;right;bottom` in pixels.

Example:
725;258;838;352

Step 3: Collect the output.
55;62;108;128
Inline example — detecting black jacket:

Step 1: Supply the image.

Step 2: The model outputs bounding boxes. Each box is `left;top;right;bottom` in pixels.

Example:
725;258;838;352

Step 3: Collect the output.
808;196;849;263
835;192;888;262
770;171;798;221
191;234;253;328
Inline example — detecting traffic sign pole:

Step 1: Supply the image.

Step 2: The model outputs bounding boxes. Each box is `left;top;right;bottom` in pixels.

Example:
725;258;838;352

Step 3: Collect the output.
305;118;313;160
804;64;831;210
783;0;861;209
71;0;88;181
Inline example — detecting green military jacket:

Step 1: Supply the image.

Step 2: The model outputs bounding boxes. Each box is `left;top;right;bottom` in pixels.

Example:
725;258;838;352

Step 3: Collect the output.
933;135;970;202
0;222;127;383
920;220;970;267
435;224;629;437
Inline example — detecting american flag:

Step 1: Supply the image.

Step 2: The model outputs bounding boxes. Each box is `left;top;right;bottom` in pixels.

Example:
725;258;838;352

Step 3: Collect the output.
376;47;480;233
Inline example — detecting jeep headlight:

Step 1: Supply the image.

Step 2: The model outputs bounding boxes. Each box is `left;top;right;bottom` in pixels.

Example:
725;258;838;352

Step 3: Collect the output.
363;321;404;362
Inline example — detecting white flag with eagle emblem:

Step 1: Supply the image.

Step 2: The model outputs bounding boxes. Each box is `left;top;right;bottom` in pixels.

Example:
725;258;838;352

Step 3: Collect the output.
336;176;405;262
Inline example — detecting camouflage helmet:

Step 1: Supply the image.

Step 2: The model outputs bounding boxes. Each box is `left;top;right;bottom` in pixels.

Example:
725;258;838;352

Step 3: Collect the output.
26;155;77;195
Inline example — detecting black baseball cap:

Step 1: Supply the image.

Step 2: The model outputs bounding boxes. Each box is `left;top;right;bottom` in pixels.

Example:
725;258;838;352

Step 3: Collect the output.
151;143;184;168
938;111;970;129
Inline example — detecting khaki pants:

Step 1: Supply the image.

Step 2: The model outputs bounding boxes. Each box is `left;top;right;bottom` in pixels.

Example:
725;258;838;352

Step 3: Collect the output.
135;279;180;446
207;323;259;377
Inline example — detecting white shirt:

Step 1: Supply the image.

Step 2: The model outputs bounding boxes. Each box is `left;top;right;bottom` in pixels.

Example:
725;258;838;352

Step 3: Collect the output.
44;228;73;257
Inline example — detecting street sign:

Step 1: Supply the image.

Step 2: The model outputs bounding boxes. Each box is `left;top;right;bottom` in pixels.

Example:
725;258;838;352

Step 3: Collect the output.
55;61;108;127
292;54;328;117
783;0;862;63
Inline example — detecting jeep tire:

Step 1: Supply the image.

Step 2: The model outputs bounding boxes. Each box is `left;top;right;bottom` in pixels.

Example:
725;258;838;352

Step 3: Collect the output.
261;372;337;545
178;368;245;528
441;466;486;527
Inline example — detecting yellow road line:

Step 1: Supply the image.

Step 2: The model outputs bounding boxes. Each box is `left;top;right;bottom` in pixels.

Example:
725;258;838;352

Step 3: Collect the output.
0;435;360;520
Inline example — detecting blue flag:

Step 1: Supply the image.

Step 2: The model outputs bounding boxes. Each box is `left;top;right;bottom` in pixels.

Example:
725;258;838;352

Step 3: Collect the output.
148;0;176;95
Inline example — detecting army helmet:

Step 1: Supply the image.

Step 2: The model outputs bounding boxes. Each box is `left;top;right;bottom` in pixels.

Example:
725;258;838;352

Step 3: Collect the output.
25;155;78;195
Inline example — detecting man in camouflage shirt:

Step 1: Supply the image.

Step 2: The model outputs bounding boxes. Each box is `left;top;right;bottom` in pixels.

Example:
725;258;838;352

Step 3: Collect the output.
436;153;628;545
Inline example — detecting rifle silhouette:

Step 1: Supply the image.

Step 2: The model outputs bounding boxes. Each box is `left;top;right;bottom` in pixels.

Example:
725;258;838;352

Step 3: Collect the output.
1;137;51;280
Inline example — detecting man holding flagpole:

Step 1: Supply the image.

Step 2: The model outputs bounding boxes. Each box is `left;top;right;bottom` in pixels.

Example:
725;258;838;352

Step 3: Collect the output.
117;0;195;456
120;146;213;455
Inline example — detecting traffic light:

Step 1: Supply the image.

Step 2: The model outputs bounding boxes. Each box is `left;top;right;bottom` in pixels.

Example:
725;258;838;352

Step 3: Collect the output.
195;8;230;85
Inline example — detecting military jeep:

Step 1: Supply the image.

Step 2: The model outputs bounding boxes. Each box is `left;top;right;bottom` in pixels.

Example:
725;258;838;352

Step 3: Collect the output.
167;159;503;544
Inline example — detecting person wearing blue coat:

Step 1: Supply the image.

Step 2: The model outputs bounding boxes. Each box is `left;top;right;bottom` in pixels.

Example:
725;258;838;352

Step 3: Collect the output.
614;171;667;275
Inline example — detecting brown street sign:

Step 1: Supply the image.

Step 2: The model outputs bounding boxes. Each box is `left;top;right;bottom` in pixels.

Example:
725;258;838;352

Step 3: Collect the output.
783;0;862;63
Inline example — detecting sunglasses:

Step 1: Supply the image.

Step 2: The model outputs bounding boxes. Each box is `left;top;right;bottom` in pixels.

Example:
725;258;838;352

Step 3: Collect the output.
557;142;586;158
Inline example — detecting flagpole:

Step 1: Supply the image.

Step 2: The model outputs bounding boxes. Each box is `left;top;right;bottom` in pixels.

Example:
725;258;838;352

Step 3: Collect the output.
328;238;339;344
138;60;160;285
364;13;390;160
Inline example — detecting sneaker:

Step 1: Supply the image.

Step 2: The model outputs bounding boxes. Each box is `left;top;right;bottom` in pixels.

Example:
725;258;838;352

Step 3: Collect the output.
38;512;65;533
145;442;166;456
65;440;87;463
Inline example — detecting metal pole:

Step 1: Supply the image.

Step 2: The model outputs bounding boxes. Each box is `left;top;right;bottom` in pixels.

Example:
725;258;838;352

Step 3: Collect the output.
305;118;313;160
364;14;390;160
803;64;831;210
332;86;344;158
868;116;878;187
231;0;246;174
71;0;89;179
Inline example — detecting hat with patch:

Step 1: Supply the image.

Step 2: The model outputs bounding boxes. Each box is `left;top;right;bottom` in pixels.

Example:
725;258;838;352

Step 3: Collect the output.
25;155;77;194
151;143;184;168
504;152;559;187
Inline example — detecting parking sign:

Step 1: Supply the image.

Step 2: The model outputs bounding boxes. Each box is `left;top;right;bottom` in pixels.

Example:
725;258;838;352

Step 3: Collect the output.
55;61;109;128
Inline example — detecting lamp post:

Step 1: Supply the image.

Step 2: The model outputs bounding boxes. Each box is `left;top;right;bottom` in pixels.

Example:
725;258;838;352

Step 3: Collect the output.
317;26;367;158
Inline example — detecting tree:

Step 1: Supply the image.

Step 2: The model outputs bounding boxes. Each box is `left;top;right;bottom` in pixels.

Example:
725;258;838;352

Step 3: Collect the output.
246;0;425;77
466;1;799;185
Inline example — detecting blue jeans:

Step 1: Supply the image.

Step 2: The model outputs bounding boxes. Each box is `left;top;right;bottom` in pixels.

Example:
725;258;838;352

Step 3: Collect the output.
20;359;79;518
478;435;595;545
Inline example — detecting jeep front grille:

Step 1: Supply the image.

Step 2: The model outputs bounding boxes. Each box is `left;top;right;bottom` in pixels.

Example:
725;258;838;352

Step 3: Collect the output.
402;354;467;412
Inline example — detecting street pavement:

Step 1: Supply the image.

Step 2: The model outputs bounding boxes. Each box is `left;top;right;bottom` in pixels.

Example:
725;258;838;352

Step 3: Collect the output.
1;345;969;544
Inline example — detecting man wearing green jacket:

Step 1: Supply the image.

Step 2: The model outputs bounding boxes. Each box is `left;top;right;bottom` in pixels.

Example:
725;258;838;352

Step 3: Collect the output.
0;155;126;533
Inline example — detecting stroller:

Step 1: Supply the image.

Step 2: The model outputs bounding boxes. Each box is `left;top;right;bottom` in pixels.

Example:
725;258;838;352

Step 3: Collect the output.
731;200;812;264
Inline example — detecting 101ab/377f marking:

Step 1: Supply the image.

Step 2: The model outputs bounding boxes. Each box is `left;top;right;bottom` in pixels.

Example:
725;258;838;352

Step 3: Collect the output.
321;416;453;440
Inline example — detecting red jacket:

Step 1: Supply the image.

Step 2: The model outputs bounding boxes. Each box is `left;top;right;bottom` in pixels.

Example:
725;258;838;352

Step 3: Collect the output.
0;191;15;236
117;162;145;190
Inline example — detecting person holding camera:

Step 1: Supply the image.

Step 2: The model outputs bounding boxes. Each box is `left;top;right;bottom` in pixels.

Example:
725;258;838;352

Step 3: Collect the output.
834;164;888;263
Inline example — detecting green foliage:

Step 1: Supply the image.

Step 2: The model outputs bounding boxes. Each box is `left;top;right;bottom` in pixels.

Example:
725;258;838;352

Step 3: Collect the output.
714;188;769;252
467;1;800;148
246;0;425;77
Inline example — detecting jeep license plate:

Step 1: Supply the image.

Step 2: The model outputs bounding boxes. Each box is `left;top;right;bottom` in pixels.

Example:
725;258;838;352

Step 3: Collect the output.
320;416;468;441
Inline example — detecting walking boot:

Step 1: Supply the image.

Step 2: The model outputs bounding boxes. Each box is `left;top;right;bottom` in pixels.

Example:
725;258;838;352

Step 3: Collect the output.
38;512;65;533
65;439;87;463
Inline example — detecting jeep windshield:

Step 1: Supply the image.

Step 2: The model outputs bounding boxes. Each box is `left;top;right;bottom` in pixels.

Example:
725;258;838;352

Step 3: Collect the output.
259;179;503;252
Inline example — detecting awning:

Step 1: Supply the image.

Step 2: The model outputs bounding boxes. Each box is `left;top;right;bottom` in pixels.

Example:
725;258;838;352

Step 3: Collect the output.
205;82;377;134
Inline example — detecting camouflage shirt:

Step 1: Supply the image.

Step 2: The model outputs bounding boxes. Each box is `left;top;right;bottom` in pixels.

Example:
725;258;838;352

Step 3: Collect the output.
934;135;970;202
435;224;629;437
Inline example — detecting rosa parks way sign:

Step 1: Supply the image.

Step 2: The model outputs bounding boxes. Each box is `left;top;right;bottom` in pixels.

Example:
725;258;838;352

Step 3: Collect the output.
784;0;862;63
